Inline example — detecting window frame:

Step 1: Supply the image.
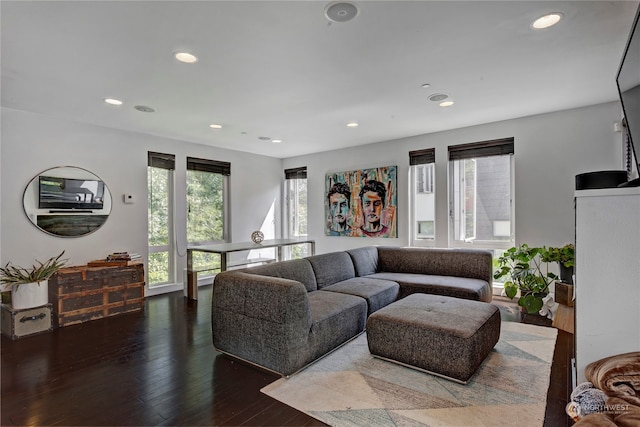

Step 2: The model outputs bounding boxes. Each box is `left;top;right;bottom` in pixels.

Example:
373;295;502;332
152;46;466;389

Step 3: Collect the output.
447;138;515;250
186;156;230;245
186;157;230;275
284;167;307;239
284;166;308;259
147;151;176;287
409;148;436;247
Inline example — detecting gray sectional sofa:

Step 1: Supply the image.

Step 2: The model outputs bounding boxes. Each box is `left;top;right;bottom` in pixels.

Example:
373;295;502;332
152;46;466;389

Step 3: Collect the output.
211;245;493;376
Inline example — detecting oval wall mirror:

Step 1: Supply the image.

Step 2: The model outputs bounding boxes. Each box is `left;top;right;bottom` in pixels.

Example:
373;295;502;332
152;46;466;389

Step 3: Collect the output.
23;166;112;237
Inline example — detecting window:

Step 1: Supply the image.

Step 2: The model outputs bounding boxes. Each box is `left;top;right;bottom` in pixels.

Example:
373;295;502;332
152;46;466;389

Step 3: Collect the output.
416;163;434;194
448;138;514;248
147;152;175;286
186;157;230;274
285;166;308;258
409;148;436;245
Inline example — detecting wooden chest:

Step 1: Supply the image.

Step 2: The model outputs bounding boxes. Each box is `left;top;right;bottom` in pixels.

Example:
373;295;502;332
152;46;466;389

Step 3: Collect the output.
1;303;53;339
48;263;145;327
554;281;574;307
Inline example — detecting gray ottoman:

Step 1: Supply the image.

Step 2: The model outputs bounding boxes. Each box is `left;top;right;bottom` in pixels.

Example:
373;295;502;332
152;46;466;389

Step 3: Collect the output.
366;293;501;383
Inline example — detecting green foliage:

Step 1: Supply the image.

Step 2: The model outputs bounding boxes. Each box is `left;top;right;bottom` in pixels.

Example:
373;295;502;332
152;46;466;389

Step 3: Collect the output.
148;166;172;285
290;244;311;259
494;244;558;314
187;170;224;243
520;293;544;314
148;167;170;247
148;166;227;285
542;244;575;268
0;251;68;288
148;252;169;285
191;252;221;273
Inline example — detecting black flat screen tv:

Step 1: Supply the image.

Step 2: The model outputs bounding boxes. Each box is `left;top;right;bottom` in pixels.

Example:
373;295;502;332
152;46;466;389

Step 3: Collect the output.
38;176;105;210
617;3;640;187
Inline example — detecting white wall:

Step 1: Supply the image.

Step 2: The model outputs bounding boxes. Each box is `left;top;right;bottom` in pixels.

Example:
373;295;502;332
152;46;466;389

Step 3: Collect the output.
1;108;283;291
1;102;625;286
284;102;624;255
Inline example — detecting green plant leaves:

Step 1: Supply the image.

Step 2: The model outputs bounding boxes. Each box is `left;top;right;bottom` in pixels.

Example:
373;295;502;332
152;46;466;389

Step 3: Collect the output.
0;251;68;287
519;293;544;314
542;244;575;267
494;243;561;309
504;281;518;299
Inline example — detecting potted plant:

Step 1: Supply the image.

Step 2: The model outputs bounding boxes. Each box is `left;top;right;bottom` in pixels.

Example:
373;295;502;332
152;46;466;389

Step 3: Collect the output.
0;251;67;309
542;243;575;284
493;244;558;314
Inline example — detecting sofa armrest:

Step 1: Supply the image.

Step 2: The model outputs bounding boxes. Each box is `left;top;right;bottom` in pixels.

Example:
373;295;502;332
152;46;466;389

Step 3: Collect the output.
211;271;313;375
213;271;311;326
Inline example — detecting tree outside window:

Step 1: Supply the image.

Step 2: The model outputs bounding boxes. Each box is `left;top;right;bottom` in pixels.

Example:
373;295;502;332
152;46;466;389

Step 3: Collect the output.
148;152;175;286
186;157;229;274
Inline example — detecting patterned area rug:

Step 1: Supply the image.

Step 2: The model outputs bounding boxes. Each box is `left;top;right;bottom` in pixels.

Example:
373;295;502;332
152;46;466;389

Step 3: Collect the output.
261;322;558;427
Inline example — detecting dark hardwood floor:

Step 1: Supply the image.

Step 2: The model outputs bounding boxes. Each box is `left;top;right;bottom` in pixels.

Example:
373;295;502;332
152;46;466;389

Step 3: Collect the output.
493;296;574;427
1;287;573;426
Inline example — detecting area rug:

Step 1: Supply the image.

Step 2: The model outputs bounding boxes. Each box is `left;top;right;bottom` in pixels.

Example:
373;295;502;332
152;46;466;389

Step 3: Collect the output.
261;321;558;427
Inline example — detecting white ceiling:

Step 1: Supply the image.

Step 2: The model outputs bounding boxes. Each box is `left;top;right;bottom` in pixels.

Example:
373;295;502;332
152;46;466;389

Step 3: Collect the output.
2;1;638;159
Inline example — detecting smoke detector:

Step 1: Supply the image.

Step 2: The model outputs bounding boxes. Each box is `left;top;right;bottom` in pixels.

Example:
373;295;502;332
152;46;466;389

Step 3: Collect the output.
325;2;358;23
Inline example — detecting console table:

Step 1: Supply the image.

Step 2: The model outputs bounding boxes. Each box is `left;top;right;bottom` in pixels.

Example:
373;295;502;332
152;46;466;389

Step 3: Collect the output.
186;238;315;300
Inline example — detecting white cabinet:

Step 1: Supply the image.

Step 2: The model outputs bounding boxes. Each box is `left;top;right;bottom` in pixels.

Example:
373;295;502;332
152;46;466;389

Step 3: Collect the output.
575;187;640;383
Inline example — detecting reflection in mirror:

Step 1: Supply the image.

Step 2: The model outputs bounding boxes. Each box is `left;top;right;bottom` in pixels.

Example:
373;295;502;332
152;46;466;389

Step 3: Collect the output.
23;166;112;237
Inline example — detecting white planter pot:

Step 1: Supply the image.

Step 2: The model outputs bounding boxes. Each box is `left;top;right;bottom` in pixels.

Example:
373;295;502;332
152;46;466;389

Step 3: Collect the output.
11;280;49;310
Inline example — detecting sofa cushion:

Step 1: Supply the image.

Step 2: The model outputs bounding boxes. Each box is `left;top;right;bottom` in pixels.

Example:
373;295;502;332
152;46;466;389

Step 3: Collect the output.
322;277;399;315
306;252;356;289
307;290;367;362
243;258;317;292
347;246;379;277
367;272;492;302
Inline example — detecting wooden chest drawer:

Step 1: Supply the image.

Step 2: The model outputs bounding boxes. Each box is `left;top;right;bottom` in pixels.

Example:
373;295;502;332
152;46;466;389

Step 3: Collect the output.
48;263;145;327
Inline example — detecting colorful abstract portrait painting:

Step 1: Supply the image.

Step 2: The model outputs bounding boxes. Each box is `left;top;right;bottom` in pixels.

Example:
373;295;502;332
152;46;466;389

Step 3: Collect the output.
325;165;397;238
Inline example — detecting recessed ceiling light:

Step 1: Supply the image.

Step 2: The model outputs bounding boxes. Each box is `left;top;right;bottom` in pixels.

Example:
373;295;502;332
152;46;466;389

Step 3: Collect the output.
174;52;198;63
439;101;455;107
104;98;123;105
209;124;222;129
532;13;563;29
258;136;271;141
346;122;359;127
421;83;431;89
271;139;282;143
